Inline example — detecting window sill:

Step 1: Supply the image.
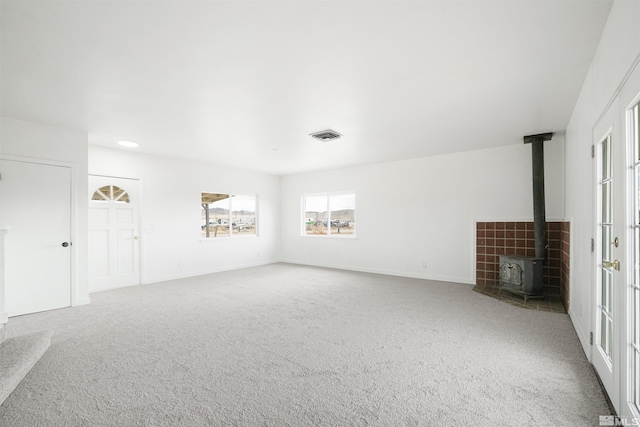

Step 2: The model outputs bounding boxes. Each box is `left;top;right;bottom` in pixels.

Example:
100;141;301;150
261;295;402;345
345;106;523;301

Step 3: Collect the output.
300;234;357;239
200;235;258;242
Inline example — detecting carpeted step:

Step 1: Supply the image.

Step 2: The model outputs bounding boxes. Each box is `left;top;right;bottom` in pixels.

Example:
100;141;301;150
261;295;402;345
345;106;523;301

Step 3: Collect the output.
0;329;53;405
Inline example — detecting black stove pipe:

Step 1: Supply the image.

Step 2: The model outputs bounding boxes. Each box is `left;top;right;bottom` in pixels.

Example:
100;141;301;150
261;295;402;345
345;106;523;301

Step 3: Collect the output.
524;133;553;260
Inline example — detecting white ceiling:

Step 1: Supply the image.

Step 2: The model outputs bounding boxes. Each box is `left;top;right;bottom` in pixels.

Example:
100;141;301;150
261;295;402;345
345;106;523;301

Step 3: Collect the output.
0;0;613;175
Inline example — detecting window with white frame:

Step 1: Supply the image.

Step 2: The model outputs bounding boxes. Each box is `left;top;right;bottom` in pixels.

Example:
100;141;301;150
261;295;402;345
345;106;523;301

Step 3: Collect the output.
201;193;257;238
302;193;356;237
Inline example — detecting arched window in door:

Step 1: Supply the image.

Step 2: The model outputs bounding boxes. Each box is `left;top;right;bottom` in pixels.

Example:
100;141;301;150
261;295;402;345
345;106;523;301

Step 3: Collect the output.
91;185;130;203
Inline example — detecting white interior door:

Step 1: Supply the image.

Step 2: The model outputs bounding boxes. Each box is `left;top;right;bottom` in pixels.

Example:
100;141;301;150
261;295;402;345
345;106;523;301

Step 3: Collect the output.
88;175;140;292
594;100;623;410
0;159;72;316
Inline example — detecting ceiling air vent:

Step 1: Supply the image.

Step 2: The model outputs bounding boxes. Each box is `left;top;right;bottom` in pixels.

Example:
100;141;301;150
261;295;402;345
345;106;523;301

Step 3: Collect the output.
310;129;342;141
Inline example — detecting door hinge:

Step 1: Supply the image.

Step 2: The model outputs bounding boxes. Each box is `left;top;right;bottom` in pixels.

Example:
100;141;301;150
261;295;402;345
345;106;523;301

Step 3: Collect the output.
591;145;595;158
590;332;593;345
591;238;594;252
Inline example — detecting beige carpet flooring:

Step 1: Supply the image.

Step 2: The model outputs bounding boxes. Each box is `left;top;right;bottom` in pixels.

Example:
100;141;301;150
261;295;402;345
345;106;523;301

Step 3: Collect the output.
0;263;609;426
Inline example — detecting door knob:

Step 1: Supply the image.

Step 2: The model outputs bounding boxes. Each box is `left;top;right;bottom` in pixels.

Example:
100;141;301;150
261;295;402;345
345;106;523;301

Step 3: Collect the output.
62;242;70;247
603;259;620;270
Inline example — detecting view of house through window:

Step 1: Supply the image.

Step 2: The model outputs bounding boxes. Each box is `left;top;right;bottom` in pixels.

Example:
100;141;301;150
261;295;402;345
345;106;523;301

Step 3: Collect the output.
303;193;355;237
201;193;257;238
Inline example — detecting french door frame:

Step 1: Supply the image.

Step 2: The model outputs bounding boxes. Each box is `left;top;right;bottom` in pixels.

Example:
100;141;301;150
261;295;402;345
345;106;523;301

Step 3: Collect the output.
593;102;623;411
621;61;640;421
592;60;640;421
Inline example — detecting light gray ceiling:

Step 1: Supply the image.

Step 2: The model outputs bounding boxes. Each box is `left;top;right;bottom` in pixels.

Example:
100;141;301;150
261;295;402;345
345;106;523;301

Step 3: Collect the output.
0;0;613;175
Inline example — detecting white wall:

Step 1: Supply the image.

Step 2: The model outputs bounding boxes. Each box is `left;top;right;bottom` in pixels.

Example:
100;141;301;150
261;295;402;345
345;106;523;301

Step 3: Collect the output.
0;116;90;305
88;146;280;286
281;139;565;284
565;0;640;354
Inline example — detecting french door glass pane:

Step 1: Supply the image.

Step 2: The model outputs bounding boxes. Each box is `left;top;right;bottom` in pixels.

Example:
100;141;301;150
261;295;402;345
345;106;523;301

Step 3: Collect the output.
603;225;612;261
599;136;613;362
602;269;611;312
603;136;611;178
633;103;640;412
635;290;640;402
636;227;640;287
636;287;640;356
635;346;639;409
635;104;640;162
602;181;612;223
606;316;612;357
637;170;640;220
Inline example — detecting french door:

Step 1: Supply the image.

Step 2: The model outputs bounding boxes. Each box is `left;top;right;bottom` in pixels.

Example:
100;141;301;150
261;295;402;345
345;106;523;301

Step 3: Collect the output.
622;62;640;421
594;101;622;409
594;61;640;420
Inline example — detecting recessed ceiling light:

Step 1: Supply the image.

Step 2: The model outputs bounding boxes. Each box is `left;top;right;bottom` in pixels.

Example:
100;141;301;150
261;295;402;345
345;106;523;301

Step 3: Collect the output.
118;140;139;148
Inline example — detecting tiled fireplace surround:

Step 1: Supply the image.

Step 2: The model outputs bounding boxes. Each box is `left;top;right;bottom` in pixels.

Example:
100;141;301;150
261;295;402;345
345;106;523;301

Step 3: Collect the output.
476;221;570;310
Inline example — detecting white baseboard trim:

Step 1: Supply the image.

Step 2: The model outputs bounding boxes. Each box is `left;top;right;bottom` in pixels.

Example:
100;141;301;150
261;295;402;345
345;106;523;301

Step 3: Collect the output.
281;259;475;285
106;259;473;292
568;308;591;361
73;297;91;306
141;259;280;286
89;281;142;294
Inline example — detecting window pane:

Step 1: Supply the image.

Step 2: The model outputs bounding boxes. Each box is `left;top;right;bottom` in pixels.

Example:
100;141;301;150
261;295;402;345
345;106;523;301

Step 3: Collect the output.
92;185;129;203
302;193;356;238
112;186;129;203
329;194;356;236
304;195;328;235
201;193;230;238
92;186;110;201
230;195;257;236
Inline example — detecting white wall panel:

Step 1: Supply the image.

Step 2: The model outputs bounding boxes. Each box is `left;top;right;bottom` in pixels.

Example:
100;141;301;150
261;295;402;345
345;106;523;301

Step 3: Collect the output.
88;146;281;284
281;140;565;284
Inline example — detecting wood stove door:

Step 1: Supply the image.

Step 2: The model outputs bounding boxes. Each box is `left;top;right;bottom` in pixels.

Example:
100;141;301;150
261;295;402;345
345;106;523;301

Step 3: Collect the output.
594;100;623;411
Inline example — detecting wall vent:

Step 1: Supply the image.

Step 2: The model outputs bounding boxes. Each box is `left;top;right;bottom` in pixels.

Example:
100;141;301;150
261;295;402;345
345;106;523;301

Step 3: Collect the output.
310;129;342;141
